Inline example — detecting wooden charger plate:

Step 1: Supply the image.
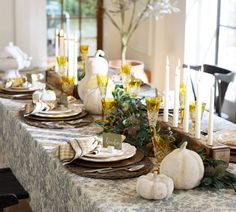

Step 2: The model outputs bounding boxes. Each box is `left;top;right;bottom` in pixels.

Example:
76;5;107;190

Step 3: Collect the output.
66;150;153;179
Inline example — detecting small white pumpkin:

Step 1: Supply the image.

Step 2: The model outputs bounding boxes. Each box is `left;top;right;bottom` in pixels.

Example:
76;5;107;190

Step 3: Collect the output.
136;172;174;200
32;89;56;103
160;142;204;190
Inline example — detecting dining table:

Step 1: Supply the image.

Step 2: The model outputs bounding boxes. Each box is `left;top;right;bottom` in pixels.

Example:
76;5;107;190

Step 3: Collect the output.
1;91;236;212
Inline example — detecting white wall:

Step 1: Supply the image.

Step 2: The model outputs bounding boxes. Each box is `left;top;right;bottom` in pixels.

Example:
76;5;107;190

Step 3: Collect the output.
0;0;47;68
0;0;15;48
103;0;186;91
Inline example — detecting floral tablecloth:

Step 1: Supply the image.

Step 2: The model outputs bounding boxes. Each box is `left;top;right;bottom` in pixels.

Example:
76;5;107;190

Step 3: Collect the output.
1;97;236;212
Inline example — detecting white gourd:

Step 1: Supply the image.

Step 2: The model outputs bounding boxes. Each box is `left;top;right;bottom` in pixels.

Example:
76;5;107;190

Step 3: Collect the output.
78;50;108;101
160;141;204;190
83;89;102;115
136;172;174;200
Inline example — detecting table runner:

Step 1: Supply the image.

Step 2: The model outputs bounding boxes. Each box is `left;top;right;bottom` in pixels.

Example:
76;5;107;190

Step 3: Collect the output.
1;97;236;212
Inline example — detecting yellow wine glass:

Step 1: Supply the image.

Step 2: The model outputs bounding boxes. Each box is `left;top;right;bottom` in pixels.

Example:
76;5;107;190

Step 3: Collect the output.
189;101;206;133
96;74;109;119
120;64;131;93
127;78;141;97
145;96;162;134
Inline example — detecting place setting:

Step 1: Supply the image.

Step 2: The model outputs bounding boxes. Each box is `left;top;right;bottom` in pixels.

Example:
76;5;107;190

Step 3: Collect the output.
20;88;94;129
57;133;153;180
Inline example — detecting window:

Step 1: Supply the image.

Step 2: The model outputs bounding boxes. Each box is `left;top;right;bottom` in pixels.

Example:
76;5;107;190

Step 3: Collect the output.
216;0;236;69
46;0;102;57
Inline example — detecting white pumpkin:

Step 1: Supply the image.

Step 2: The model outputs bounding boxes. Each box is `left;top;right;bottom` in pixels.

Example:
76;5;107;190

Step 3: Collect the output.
160;142;204;190
32;89;56;103
78;50;108;101
136;172;174;200
83;88;102;115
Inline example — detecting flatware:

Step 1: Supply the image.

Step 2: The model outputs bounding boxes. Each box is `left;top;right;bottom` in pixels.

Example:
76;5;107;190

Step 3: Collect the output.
98;164;145;173
83;164;144;173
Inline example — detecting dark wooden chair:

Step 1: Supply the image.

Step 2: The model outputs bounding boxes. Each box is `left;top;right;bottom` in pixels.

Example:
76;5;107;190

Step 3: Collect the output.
182;64;201;101
0;168;30;212
203;64;235;117
183;64;235;117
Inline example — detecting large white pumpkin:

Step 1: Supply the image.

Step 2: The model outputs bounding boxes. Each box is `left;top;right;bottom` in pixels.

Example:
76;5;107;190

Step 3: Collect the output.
160;142;204;190
136;172;174;200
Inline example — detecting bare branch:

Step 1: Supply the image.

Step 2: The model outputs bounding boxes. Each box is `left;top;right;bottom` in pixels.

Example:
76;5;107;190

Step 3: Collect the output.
103;8;121;31
127;1;137;33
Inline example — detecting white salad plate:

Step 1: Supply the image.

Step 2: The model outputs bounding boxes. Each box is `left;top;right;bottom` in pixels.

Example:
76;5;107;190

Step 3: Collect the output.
80;143;136;162
34;108;82;118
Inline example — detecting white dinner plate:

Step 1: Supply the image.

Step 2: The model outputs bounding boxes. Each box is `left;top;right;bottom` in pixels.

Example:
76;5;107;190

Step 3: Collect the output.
214;129;236;149
33;108;82;118
85;148;124;159
38;108;73;115
80;143;136;162
2;86;39;93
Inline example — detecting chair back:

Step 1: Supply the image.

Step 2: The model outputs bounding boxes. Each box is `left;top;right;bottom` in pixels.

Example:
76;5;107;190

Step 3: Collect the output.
204;64;235;116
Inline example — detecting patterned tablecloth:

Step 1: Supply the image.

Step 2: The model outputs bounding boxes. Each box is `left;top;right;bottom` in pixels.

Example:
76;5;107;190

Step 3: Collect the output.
1;97;236;212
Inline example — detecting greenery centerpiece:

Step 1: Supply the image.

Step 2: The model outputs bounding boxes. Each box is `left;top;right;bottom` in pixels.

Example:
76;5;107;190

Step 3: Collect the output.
99;0;179;64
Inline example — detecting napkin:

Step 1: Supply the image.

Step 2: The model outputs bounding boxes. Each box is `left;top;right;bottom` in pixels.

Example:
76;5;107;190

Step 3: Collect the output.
57;137;101;164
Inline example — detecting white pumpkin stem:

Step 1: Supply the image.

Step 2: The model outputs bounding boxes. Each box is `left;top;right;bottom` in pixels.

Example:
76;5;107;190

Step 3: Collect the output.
180;141;188;150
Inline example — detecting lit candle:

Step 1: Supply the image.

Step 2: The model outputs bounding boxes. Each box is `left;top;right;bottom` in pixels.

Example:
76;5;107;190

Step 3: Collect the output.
183;76;189;133
207;86;214;145
73;37;78;85
164;56;170;122
173;59;181;127
195;79;202;139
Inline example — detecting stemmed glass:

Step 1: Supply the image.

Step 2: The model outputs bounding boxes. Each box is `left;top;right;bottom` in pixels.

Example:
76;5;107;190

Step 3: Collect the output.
120;64;131;93
96;74;109;120
127;78;141;97
146;96;162;135
146;96;162;172
189;101;206;133
179;82;186;123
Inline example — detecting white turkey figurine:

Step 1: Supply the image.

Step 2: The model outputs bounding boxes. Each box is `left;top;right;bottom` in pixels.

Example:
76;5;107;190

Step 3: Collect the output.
78;50;109;115
0;42;32;80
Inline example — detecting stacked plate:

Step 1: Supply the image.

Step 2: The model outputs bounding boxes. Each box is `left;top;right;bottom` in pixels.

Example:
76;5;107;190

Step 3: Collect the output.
25;106;87;122
0;83;42;100
80;143;137;163
214;129;236;163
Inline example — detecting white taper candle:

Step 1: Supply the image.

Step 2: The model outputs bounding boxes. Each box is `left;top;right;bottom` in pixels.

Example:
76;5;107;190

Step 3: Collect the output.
195;80;202;139
68;34;75;78
173;59;181;127
207;86;214;145
73;38;78;85
164;56;170;122
183;76;190;133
